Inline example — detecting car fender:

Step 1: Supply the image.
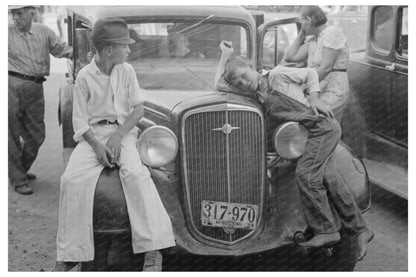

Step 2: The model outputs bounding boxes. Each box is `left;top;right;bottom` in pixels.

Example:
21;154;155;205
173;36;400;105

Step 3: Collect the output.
332;142;371;212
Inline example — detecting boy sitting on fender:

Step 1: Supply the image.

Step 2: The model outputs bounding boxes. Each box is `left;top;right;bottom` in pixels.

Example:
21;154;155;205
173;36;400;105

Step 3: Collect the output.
54;18;175;271
215;41;373;261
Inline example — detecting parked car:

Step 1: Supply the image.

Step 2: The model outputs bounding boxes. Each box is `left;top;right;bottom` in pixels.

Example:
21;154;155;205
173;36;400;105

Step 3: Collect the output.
58;5;370;271
343;5;408;199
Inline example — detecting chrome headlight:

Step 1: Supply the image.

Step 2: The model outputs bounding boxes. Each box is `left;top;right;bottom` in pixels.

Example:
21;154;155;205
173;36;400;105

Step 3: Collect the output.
273;122;308;160
137;126;178;167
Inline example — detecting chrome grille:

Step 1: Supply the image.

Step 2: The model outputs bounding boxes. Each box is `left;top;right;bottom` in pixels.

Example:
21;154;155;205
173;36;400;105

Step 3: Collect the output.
182;104;265;244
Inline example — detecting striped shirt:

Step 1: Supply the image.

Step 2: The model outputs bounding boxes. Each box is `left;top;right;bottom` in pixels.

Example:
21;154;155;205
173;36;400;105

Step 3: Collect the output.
8;23;72;77
72;58;144;142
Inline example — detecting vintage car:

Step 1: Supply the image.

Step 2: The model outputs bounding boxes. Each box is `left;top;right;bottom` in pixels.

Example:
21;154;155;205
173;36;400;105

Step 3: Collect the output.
58;5;370;271
343;5;408;199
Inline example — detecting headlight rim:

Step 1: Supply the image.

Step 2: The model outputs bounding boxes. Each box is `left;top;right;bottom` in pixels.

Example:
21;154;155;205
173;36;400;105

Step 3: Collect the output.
137;125;178;167
273;121;308;161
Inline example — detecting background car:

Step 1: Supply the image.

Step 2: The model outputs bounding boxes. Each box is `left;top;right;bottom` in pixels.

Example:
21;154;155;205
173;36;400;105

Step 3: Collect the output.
343;5;408;200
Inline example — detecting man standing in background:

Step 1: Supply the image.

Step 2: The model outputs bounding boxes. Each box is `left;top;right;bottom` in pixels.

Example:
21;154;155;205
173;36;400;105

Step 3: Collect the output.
8;5;72;195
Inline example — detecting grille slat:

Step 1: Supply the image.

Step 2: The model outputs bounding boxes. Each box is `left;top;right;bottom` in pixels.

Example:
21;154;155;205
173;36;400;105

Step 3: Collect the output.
183;105;265;244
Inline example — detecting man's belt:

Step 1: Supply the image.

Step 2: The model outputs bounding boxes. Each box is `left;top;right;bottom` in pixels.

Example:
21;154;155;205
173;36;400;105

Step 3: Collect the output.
331;69;347;72
8;71;46;83
96;119;119;125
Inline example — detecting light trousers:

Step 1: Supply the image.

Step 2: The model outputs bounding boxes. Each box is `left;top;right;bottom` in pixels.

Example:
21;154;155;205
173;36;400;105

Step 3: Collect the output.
56;125;175;261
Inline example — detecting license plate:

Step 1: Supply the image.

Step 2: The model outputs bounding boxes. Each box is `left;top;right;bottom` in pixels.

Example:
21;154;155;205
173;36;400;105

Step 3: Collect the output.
201;200;258;229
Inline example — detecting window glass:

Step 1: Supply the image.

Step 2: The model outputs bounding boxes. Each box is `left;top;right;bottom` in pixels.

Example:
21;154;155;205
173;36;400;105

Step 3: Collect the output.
127;22;248;61
262;23;298;68
125;21;249;91
399;7;408;56
373;6;394;51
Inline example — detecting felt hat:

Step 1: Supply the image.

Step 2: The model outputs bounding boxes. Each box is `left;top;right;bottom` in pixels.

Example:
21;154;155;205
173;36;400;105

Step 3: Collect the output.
9;5;38;10
90;17;135;45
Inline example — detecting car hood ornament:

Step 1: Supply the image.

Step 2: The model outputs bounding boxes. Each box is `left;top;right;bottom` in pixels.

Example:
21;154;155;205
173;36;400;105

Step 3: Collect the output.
212;123;240;134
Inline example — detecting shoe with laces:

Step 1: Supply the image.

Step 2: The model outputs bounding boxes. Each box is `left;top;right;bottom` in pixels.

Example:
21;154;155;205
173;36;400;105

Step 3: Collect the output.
142;250;163;271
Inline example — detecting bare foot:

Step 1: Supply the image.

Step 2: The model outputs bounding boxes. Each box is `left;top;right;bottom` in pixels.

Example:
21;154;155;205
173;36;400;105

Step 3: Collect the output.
299;232;340;248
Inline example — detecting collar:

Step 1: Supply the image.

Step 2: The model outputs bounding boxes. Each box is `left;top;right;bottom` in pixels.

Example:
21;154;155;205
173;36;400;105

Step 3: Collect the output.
88;57;102;75
88;56;123;76
257;71;271;94
12;24;34;36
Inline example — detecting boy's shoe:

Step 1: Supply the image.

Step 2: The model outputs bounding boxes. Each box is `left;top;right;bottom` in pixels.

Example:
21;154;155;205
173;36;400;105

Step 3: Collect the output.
142;250;163;271
14;184;33;195
52;261;78;271
298;232;341;248
26;173;37;180
355;229;375;261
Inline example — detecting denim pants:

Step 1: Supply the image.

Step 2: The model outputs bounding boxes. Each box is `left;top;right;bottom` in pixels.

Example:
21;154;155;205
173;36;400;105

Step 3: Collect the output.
262;90;367;235
8;75;45;187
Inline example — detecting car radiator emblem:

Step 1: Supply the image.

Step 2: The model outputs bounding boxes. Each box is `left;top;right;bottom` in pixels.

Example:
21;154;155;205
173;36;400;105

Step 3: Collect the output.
212;124;240;134
223;227;236;235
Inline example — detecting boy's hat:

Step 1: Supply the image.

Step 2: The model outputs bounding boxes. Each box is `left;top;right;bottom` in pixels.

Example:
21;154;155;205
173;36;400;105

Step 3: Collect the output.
91;17;135;45
9;5;38;10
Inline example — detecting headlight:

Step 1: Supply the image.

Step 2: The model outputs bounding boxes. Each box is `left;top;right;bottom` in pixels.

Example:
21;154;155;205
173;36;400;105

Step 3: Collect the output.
273;122;308;160
137;126;178;167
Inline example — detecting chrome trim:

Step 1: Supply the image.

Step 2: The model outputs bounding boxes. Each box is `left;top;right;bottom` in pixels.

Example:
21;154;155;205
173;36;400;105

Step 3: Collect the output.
181;103;265;245
144;106;170;120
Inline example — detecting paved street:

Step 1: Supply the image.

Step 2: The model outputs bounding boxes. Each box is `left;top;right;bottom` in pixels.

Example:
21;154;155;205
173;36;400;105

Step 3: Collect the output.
8;8;408;271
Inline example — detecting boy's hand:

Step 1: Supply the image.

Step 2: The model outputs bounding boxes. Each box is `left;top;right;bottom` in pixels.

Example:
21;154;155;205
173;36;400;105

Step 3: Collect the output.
220;40;233;55
309;99;334;119
93;142;115;168
106;133;123;164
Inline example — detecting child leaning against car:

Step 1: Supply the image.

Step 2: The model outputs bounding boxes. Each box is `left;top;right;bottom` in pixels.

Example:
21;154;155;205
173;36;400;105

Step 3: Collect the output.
214;41;373;261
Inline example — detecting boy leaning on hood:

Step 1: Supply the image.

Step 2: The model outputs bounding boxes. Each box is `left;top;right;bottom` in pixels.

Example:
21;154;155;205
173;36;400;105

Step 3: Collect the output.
215;41;373;262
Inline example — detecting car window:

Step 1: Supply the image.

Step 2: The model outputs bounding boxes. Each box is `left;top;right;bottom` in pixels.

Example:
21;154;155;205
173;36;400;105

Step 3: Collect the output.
127;22;248;61
398;7;408;57
125;21;249;91
373;6;394;52
262;23;298;68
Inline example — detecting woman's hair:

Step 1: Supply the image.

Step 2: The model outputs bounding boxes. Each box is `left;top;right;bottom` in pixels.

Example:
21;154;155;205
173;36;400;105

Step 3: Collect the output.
224;55;252;84
300;6;328;27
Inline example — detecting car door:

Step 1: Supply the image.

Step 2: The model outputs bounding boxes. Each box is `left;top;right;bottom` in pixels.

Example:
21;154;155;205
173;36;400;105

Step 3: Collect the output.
348;6;407;153
256;18;300;70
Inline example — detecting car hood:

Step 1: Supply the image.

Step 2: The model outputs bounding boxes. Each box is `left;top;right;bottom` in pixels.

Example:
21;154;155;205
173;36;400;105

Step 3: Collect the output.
133;60;218;91
133;60;234;116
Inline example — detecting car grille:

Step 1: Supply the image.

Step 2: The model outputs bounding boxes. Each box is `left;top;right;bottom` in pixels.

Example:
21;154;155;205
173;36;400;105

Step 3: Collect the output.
181;104;265;245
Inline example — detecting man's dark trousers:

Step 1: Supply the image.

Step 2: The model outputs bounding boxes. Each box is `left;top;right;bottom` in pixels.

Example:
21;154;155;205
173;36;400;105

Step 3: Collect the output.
8;75;45;187
262;90;367;235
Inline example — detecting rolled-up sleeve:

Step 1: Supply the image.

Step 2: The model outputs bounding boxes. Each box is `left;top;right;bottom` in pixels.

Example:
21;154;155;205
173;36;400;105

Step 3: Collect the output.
47;25;72;59
72;76;91;142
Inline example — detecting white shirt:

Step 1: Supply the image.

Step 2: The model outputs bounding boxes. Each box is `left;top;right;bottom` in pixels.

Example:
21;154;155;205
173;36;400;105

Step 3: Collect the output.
72;58;144;141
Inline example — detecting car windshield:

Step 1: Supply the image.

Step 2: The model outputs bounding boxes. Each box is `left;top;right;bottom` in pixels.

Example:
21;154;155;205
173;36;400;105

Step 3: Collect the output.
126;21;249;91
